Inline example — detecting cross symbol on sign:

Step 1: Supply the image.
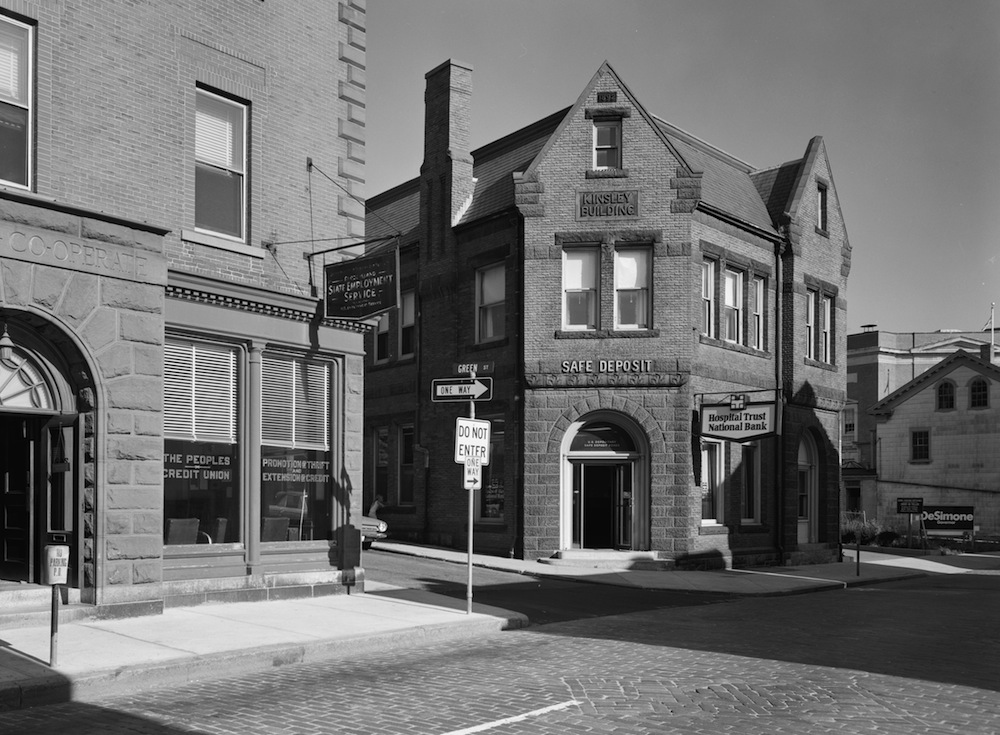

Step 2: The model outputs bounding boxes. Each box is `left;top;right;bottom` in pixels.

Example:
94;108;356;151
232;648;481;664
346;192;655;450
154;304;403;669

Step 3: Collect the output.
729;394;746;411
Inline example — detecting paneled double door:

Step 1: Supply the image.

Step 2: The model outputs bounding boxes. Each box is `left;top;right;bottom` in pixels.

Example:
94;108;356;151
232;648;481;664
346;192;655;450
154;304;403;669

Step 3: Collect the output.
571;461;633;550
0;413;78;585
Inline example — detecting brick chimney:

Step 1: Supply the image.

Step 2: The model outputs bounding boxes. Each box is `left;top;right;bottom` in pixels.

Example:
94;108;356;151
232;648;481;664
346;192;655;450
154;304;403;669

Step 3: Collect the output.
421;60;474;258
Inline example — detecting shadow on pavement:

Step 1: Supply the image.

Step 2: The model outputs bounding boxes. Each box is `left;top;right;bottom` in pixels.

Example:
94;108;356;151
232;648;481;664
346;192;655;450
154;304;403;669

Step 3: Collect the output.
0;700;192;734
522;574;1000;693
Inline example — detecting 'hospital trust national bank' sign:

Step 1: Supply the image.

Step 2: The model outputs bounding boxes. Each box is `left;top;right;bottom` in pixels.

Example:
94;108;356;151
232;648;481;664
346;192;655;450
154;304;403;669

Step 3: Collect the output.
700;396;776;443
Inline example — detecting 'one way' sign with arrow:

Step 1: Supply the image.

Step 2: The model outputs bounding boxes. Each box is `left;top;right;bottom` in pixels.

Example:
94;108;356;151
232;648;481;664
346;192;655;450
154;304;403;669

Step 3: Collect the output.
431;377;493;402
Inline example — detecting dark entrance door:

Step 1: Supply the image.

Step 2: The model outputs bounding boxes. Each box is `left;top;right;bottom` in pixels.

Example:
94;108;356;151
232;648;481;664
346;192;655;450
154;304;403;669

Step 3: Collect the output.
0;414;77;585
1;416;34;581
572;462;632;550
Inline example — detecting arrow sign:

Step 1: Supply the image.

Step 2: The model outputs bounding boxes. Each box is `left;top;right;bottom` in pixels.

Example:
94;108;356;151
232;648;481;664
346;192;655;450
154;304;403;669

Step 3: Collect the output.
431;377;493;402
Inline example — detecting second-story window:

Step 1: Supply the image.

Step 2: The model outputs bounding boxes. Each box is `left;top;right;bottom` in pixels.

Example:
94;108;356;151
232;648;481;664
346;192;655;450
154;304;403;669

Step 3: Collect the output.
564;247;599;330
701;260;716;338
805;288;817;360
614;247;649;329
477;263;505;343
936;381;955;410
196;88;246;241
374;313;390;363
821;295;833;362
399;291;415;358
723;269;743;343
970;378;989;409
750;276;765;350
0;17;31;189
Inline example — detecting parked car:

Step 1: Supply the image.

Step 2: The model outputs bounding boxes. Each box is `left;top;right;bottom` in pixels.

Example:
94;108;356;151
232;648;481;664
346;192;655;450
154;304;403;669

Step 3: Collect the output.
361;515;388;550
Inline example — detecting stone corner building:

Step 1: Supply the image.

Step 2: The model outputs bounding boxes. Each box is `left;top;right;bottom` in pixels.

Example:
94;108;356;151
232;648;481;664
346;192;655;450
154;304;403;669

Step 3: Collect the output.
0;1;368;617
365;60;850;568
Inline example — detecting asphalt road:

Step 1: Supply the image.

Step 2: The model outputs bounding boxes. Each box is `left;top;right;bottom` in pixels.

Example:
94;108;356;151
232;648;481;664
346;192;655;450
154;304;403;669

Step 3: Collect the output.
2;553;998;734
361;548;734;624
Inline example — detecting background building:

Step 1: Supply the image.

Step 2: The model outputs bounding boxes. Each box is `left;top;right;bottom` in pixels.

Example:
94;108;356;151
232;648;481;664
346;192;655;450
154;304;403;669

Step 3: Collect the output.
0;1;368;618
845;328;999;537
365;60;850;568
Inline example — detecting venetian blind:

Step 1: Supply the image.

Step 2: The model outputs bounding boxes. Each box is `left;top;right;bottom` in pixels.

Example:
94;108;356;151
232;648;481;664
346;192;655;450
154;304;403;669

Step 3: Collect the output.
0;22;26;105
164;340;237;442
261;355;329;450
195;92;241;171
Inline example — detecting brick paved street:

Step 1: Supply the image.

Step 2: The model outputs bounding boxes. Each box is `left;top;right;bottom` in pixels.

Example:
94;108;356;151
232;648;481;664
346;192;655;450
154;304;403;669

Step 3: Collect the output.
1;574;998;735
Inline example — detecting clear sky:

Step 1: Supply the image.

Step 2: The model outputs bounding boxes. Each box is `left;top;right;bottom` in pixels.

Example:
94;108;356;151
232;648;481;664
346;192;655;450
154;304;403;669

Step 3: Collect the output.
365;0;1000;335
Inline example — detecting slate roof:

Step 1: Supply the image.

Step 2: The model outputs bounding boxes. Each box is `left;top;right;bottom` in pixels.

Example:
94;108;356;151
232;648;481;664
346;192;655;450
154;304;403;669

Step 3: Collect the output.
366;72;808;242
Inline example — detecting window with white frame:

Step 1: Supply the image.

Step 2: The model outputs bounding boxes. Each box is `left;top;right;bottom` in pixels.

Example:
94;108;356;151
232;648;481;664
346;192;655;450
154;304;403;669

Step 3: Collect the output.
701;260;716;338
261;355;329;449
614;247;649;329
564;247;599;330
195;88;246;241
261;354;331;542
821;295;833;362
750;276;765;350
374;313;389;363
0;16;31;188
400;290;415;358
700;440;723;524
163;339;240;545
593;118;621;169
741;443;759;523
805;288;817;360
723;269;743;343
476;263;505;342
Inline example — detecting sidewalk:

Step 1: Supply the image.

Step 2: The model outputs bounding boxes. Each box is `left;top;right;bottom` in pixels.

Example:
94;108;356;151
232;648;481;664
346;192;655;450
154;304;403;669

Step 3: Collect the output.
0;543;987;712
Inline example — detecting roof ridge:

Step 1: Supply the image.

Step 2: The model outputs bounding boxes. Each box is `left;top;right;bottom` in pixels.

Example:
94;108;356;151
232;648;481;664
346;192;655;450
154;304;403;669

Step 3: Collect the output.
650;113;754;171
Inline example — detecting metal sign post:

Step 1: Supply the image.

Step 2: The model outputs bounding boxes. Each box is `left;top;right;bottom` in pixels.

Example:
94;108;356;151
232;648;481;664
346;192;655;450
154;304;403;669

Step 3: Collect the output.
44;545;69;666
453;378;491;615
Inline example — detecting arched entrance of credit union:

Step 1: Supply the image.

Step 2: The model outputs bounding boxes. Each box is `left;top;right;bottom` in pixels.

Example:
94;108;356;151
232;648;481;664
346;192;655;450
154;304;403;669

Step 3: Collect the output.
561;413;649;551
0;314;85;590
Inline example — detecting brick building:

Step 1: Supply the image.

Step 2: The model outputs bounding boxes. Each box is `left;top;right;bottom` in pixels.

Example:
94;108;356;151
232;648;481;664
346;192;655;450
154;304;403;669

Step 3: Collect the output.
365;60;850;568
0;1;368;618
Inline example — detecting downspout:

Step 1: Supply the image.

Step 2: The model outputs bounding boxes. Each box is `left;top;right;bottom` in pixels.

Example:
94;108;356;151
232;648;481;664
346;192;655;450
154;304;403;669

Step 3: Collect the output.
774;237;785;563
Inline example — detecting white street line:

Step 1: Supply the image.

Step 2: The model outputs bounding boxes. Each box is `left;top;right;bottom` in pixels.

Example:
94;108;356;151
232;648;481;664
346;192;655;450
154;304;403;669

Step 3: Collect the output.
439;700;580;735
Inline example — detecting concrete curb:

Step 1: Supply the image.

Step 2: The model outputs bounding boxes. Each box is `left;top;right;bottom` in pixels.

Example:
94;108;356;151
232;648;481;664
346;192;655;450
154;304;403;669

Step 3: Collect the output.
2;608;528;710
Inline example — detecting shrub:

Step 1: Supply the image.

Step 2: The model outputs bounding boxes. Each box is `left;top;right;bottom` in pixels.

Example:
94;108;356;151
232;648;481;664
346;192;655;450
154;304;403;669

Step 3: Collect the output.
875;530;900;547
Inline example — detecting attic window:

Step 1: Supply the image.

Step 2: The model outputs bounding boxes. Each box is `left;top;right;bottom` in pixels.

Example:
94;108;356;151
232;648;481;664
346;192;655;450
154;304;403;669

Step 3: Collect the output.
816;182;829;234
593;119;621;170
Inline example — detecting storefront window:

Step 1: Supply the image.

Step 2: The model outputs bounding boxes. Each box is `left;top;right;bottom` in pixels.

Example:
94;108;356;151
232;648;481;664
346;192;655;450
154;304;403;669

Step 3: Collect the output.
163;339;240;545
261;354;331;541
477;420;504;520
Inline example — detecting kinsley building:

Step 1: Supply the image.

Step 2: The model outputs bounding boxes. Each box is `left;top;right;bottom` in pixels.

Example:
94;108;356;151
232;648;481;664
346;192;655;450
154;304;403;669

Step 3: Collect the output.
0;1;368;618
364;60;851;568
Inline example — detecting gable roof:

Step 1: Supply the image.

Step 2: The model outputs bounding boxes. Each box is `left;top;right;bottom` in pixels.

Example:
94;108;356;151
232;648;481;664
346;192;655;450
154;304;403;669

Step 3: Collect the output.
869;350;1000;415
366;61;818;241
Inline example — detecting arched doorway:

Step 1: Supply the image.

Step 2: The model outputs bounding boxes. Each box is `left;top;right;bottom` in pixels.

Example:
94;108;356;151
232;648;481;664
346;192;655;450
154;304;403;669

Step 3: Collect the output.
797;431;818;544
562;414;648;551
0;319;82;587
